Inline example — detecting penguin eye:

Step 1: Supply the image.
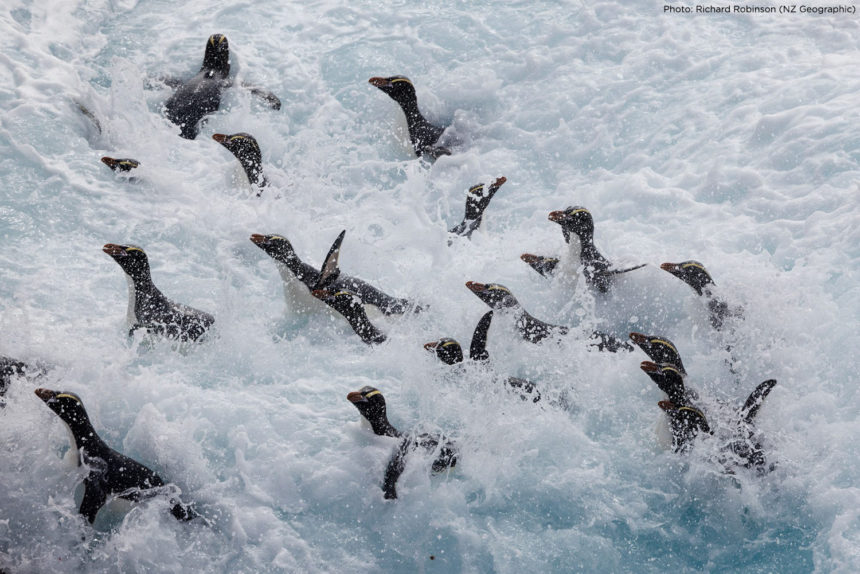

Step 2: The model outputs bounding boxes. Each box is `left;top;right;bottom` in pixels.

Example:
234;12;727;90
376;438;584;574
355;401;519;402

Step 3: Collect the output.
488;285;511;294
468;184;484;196
441;341;459;348
568;208;589;216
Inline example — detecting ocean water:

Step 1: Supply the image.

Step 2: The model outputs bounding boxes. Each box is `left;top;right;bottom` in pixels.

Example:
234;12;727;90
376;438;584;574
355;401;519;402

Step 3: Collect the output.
1;0;858;572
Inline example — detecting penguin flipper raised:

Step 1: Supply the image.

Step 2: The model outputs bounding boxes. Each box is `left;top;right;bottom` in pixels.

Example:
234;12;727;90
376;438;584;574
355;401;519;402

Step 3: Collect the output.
740;379;777;424
469;311;493;361
243;84;282;110
312;230;345;291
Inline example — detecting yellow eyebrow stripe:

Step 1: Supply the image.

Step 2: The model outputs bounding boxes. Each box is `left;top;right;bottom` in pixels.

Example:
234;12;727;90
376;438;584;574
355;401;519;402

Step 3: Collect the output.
125;247;145;253
441;341;459;347
678;406;705;418
649;338;677;353
569;209;589;215
391;78;412;85
364;390;381;398
682;262;705;270
660;366;681;376
56;393;81;402
488;285;510;293
468;185;483;194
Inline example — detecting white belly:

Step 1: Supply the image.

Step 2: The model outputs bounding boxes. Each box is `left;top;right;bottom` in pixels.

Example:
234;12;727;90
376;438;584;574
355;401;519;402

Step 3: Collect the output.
277;264;325;315
125;274;138;325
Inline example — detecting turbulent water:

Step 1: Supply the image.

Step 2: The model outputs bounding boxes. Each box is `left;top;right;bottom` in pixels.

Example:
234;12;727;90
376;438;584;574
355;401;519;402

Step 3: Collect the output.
1;0;858;572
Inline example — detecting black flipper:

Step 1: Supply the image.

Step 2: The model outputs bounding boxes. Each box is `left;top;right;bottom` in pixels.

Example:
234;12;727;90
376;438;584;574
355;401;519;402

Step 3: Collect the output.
469;311;493;361
313;230;346;290
382;438;411;500
740;379;777;424
80;479;108;523
595;263;648;277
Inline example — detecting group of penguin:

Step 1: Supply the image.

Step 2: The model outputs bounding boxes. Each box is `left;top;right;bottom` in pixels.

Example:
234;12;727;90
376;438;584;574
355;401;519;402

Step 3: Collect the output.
2;33;778;527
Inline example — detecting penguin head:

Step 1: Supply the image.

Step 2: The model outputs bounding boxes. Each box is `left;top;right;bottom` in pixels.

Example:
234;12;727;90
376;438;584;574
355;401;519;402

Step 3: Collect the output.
202;34;230;76
658;400;711;451
347;386;395;436
368;76;417;106
250;234;297;262
424;338;464;365
640;361;687;404
213;133;262;168
660;261;715;296
548;206;594;243
629;333;686;376
465;282;519;310
100;157;140;173
103;244;151;279
35;388;90;429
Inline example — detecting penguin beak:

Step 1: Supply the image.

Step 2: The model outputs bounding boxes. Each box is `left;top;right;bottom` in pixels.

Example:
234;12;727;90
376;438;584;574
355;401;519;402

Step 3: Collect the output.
465;281;486;293
346;391;367;403
249;234;268;246
657;400;676;412
311;289;330;300
520;253;540;265
34;388;57;403
423;341;439;352
102;244;127;257
212;133;228;144
548;210;566;223
640;361;659;373
629;332;648;345
660;263;681;274
368;77;391;89
100;157;120;170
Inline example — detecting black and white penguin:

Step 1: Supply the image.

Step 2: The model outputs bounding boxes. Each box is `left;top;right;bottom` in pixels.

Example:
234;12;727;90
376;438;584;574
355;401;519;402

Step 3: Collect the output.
103;244;214;342
521;207;645;292
465;282;568;344
249;232;420;315
449;177;507;240
368;76;451;159
424;311;541;403
638;362;777;470
347;386;457;499
34;388;197;523
163;34;280;140
311;289;387;345
212;133;268;191
100;157;140;173
660;261;741;330
465;282;629;351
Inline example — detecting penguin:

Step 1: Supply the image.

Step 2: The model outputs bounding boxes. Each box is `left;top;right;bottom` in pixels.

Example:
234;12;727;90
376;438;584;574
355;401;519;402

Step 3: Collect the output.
465;281;630;351
212;133;268;191
424;311;541;403
449;177;507;240
660;261;741;331
250;231;420;316
311;288;386;345
521;207;645;292
628;332;687;376
162;34;281;140
102;244;214;342
465;282;568;344
101;157;140;173
34;388;197;523
347;386;457;499
368;76;451;159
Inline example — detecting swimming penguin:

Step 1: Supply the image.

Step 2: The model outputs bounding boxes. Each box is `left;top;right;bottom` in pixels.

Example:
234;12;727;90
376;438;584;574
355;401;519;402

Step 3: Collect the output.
102;244;214;342
250;231;420;315
163;34;281;140
34;388;197;523
424;311;541;403
311;289;387;345
629;332;687;376
640;362;711;453
368;76;451;159
347;386;457;499
449;177;507;240
521;207;645;292
466;282;629;351
101;157;140;173
660;261;741;330
212;133;268;191
465;282;568;344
